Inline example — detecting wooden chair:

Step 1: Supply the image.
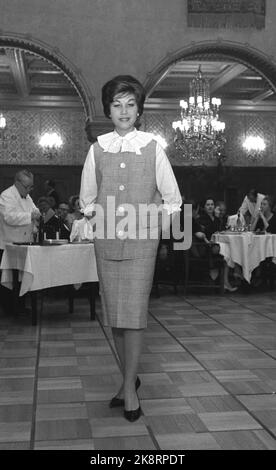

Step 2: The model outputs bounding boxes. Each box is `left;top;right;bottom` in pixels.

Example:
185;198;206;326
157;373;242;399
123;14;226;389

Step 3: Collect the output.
183;241;225;295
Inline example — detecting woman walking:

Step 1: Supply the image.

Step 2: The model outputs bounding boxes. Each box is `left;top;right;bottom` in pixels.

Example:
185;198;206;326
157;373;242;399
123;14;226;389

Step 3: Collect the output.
80;75;182;421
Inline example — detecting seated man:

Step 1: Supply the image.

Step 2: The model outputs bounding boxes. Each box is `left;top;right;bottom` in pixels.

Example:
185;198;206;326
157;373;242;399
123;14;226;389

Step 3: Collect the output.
57;202;71;240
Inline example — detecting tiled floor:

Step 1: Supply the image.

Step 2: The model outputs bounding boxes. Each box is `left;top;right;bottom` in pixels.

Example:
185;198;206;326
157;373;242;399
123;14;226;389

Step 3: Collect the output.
0;288;276;450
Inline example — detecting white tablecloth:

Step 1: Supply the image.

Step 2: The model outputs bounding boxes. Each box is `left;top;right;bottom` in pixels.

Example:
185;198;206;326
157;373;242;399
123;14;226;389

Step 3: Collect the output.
213;232;276;283
0;243;98;296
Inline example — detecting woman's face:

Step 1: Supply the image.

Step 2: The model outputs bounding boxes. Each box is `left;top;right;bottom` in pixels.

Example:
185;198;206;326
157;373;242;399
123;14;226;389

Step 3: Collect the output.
74;198;80;211
214;206;221;218
204;199;215;215
110;93;138;136
261;199;270;213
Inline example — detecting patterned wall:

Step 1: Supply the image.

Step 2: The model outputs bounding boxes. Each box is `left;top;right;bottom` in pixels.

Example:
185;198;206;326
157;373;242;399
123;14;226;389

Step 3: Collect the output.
1;108;276;167
0;109;90;165
141;111;276;167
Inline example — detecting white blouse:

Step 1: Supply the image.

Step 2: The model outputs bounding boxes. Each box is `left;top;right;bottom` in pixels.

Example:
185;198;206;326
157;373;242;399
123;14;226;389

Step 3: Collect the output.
80;129;182;216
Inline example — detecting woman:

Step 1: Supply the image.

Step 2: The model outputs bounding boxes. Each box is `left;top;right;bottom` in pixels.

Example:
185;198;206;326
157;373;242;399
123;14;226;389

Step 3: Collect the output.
80;75;182;421
251;195;276;233
37;196;60;239
198;197;220;240
199;198;237;291
67;195;83;229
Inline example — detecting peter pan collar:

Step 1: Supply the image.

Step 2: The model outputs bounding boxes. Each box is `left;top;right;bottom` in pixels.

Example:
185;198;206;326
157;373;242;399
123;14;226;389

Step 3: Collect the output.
97;129;154;155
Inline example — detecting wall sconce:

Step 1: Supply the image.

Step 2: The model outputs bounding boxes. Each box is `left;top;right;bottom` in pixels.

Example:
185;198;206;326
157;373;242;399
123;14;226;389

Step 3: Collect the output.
39;132;63;159
242;135;266;160
0;113;6;130
0;113;7;147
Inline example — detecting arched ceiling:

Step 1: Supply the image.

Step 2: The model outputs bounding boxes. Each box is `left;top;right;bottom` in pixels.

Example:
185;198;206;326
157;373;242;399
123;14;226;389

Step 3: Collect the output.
146;59;276;113
0;48;82;109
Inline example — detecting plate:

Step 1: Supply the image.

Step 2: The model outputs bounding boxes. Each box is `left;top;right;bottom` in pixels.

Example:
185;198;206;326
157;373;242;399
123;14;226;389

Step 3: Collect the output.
42;239;69;245
70;240;93;244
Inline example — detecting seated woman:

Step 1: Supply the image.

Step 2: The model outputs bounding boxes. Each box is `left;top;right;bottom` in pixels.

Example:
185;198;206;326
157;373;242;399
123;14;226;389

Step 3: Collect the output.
67;195;83;229
197;198;237;292
251;196;276;287
37;196;60;239
251;195;276;233
198;197;221;240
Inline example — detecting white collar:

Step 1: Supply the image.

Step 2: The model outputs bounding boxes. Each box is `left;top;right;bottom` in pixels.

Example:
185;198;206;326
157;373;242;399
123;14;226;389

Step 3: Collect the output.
97;129;154;155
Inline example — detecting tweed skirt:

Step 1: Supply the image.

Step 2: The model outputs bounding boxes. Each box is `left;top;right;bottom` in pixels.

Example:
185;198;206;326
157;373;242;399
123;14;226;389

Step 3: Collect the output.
94;252;156;329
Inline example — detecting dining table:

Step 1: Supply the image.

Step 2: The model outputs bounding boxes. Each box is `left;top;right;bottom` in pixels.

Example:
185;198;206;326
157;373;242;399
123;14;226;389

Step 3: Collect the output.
212;231;276;283
0;242;99;325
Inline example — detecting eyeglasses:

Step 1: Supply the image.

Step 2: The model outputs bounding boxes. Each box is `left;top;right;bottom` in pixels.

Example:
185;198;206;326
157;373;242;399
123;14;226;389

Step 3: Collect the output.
18;180;34;191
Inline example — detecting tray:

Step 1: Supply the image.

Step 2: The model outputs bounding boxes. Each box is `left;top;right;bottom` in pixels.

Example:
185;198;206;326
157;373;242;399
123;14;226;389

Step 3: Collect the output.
42;239;69;245
12;242;39;245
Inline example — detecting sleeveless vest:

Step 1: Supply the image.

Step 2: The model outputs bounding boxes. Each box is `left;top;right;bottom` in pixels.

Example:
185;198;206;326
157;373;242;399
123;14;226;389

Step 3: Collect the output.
93;139;162;260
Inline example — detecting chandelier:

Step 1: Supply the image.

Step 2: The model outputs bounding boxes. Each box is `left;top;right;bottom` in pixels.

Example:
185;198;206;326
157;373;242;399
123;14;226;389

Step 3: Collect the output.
39;132;63;159
172;66;226;161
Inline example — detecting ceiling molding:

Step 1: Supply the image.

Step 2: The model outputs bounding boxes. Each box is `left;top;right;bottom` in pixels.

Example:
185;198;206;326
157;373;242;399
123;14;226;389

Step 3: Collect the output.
210;64;248;93
5;49;30;97
0;32;95;119
144;98;276;113
0;93;83;109
251;89;274;102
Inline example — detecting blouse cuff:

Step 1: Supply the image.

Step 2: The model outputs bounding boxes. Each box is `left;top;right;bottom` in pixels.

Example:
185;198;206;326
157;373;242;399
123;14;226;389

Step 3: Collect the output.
163;203;182;216
82;203;95;217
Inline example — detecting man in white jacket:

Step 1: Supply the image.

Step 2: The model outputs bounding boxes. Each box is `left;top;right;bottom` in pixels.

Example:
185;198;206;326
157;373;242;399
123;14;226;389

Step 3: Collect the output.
0;169;40;249
239;188;265;223
0;169;40;312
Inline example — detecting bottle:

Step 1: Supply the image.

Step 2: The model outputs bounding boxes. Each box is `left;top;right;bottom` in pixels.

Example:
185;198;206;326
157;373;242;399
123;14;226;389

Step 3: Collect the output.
236;210;242;231
38;215;45;244
56;216;62;240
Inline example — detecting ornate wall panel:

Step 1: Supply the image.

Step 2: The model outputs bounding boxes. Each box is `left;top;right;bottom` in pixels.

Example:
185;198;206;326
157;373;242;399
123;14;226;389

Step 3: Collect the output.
0;109;90;165
142;111;276;167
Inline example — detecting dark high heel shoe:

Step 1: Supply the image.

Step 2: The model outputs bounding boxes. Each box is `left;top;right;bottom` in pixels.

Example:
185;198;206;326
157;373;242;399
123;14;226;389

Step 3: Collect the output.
124;405;141;422
109;376;141;408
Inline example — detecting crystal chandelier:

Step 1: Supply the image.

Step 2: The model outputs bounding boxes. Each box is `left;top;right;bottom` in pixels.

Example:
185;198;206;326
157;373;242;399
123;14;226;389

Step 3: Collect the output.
172;66;226;161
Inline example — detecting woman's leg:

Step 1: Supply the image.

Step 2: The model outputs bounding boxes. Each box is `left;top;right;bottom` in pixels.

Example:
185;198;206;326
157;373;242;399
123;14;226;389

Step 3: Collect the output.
224;264;238;291
123;328;144;410
111;327;125;398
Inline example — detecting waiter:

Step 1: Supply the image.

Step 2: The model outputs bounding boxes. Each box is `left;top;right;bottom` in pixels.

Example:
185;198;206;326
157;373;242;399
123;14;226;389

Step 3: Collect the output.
239;188;265;224
0;169;40;312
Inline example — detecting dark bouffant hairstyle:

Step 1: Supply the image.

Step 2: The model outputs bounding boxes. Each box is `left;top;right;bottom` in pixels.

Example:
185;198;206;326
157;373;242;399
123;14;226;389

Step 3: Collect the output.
247;188;258;199
101;75;146;119
262;195;274;210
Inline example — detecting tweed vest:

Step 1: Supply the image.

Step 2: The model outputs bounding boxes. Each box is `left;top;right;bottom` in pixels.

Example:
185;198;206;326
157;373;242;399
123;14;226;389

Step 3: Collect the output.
93;139;162;260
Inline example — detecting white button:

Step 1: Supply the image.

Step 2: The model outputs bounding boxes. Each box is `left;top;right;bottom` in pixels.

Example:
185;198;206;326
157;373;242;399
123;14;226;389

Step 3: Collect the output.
118;206;125;213
120;162;126;168
117;230;124;237
119;185;125;191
